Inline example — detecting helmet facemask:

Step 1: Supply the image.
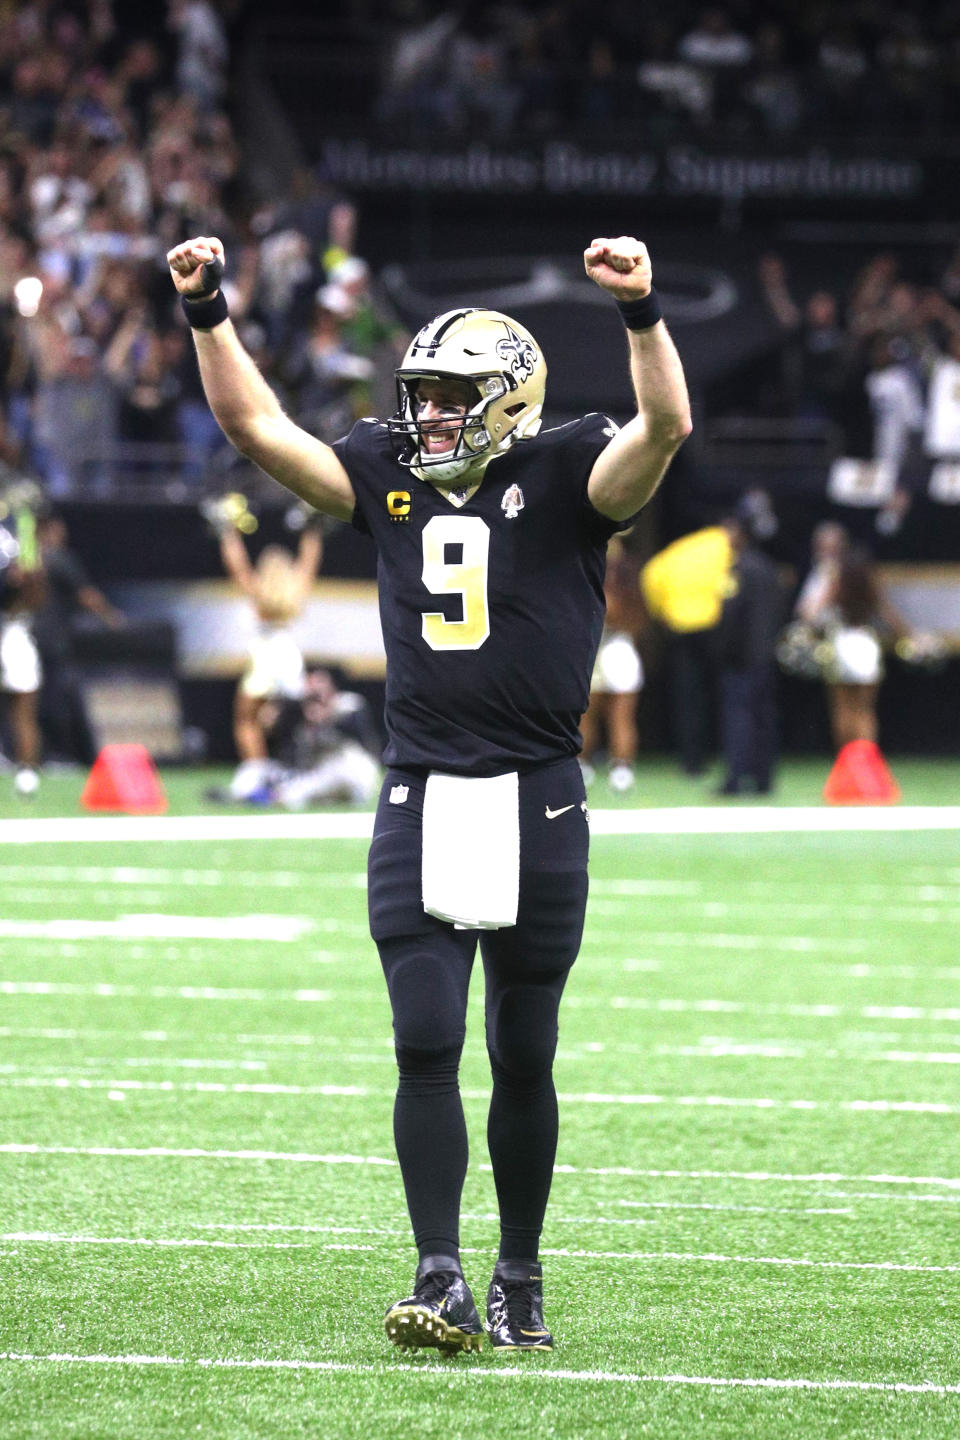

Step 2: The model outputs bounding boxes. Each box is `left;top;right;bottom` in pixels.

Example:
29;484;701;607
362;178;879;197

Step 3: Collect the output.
387;309;546;489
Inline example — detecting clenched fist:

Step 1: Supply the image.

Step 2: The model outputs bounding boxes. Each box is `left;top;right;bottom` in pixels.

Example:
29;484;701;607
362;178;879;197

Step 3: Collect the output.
584;237;652;301
167;236;225;297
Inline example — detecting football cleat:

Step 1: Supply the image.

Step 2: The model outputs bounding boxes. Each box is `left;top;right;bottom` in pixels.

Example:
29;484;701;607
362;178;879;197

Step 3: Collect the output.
485;1259;553;1351
385;1254;483;1355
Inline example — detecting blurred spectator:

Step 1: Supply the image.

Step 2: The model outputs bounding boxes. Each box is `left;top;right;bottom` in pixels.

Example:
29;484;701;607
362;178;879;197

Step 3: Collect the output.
925;330;960;463
160;324;226;486
715;504;785;796
30;331;116;496
798;543;906;750
640;524;730;777
105;311;183;474
0;499;44;794
168;0;228;111
33;511;124;765
284;285;376;441
580;534;644;792
578;38;635;129
269;667;382;809
813;23;870;129
793;291;855;423
216;517;323;802
677;6;753;124
743;22;804;137
446;13;522;138
325;255;407;415
375;3;461;131
758;255;861;429
864;335;924;534
249;167;356;280
937;242;960;308
795;520;850;625
636;20;712;130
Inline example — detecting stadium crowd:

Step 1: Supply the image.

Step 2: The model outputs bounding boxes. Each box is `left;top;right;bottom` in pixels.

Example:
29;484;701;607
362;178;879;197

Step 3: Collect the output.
0;0;957;509
0;0;401;498
755;242;960;536
351;0;960;143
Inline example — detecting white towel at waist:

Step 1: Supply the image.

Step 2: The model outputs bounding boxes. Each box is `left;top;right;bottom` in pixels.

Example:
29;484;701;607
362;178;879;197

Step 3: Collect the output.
422;771;519;930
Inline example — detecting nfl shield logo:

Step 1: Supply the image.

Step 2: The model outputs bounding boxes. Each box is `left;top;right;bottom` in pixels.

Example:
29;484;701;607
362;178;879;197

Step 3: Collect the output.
501;484;524;519
389;785;409;805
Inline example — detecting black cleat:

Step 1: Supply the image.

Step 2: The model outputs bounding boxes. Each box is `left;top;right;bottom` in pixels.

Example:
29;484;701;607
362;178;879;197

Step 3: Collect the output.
485;1259;554;1351
385;1254;483;1355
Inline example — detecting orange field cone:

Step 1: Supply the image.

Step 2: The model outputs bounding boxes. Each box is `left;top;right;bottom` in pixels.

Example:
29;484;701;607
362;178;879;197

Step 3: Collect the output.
80;744;168;814
823;739;900;805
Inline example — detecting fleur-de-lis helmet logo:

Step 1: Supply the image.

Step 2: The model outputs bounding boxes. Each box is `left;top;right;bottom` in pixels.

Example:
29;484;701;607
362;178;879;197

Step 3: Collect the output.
496;326;537;381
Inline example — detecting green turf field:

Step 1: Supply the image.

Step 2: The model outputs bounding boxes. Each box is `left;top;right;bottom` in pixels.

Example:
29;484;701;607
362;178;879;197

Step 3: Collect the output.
0;760;959;1437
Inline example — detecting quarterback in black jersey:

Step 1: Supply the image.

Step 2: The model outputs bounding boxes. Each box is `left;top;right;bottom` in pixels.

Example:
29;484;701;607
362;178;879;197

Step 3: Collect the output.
169;233;691;1354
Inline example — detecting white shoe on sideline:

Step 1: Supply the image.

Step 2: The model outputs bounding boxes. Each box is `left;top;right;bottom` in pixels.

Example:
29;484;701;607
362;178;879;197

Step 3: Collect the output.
14;767;39;797
609;763;635;793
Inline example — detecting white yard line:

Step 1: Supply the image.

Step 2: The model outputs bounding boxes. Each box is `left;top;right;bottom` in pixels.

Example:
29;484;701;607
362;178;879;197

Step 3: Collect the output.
537;1247;960;1273
5;982;960;1023
0;1143;400;1164
2;1145;959;1193
6;864;959;901
652;1044;960;1064
0;864;366;888
5;1028;960;1056
2;1075;959;1113
0;1351;957;1393
586;931;870;954
608;1201;853;1216
0;1078;365;1095
0;916;316;942
0;1233;314;1249
1;806;959;844
588;902;960;927
5;1045;960;1072
0;1028;394;1045
2;1232;957;1274
0;1060;270;1073
0;982;332;1001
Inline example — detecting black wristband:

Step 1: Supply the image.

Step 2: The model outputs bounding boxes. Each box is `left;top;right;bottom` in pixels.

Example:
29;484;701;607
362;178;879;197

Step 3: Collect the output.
616;288;662;331
181;288;229;330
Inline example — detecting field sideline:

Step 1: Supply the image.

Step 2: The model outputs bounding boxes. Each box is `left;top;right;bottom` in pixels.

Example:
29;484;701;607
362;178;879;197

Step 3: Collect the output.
0;759;958;1437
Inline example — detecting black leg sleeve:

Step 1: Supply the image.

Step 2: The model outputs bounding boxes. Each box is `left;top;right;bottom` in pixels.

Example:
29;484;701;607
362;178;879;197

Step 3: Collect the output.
377;929;477;1260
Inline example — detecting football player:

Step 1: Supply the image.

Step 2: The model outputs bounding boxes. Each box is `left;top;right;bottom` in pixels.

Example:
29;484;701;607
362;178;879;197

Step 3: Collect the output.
169;233;691;1354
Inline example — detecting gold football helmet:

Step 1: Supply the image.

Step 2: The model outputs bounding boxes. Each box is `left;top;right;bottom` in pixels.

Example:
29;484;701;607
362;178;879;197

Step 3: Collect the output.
388;308;547;487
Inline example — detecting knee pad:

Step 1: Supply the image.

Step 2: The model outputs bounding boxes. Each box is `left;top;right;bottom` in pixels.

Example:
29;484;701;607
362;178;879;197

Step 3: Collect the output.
377;934;470;1058
487;982;561;1084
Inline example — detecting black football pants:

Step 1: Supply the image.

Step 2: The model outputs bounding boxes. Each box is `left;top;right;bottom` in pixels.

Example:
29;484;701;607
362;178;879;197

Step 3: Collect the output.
368;757;589;1265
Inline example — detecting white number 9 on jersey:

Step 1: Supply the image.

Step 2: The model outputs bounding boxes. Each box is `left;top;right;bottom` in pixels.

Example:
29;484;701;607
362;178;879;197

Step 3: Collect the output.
421;514;491;651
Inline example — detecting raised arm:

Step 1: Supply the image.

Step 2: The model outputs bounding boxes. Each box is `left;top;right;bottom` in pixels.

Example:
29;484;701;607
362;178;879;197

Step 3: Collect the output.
584;237;692;522
219;526;258;597
291;525;324;606
167;236;356;522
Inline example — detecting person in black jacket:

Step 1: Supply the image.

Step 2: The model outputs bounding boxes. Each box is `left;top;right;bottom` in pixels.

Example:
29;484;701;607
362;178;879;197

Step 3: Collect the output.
715;505;785;796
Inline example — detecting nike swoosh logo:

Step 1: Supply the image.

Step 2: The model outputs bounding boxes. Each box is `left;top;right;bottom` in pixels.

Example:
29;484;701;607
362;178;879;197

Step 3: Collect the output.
545;804;575;820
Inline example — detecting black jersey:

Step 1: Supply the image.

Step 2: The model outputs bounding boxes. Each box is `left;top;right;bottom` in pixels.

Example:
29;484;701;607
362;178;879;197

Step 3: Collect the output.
334;413;624;775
